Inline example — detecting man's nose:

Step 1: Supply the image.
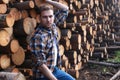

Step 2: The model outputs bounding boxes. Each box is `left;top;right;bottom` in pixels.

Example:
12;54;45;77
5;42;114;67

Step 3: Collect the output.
47;17;50;21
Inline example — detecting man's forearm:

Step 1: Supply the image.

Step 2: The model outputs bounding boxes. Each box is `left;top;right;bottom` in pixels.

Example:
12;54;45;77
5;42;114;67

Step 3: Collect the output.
38;64;57;80
45;0;68;10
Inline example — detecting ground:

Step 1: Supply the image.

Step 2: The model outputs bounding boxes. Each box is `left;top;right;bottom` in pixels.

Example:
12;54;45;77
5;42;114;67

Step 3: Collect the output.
76;50;120;80
76;63;120;80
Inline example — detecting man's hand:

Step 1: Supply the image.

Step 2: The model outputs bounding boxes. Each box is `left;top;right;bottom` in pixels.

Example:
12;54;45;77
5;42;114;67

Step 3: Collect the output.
38;64;58;80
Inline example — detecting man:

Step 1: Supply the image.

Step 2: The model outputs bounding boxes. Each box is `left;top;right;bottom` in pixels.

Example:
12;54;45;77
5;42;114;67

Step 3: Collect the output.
29;0;75;80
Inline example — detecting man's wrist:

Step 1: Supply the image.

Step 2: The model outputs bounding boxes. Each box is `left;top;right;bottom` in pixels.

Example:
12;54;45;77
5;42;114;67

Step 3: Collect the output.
49;76;58;80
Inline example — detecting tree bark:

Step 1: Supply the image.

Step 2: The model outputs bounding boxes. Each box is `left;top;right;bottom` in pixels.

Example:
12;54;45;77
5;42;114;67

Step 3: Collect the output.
88;60;120;67
0;14;15;28
13;1;34;10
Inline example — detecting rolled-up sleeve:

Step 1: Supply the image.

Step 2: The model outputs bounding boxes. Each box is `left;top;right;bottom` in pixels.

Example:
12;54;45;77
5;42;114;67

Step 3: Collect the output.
54;9;69;25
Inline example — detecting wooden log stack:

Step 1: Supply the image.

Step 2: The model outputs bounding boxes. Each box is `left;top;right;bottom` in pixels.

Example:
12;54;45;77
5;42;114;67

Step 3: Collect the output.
0;0;120;79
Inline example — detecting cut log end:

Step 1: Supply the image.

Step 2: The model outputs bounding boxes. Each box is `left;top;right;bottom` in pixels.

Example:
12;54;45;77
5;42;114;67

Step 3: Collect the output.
0;72;26;80
0;54;11;69
6;14;15;27
0;29;10;46
12;47;25;66
1;0;9;4
0;4;7;14
23;17;35;35
10;39;20;53
29;1;35;8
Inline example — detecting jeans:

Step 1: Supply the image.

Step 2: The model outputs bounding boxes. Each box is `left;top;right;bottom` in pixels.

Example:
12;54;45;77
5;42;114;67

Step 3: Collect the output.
36;67;75;80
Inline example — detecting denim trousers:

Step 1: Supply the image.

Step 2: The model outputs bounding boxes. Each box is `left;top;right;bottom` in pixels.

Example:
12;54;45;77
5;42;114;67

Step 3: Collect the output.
36;67;75;80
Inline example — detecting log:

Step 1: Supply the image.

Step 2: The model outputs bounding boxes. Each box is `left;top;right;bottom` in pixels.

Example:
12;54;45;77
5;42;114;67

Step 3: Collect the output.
0;4;7;14
87;60;120;67
81;42;90;51
70;62;82;70
64;0;72;4
71;43;81;50
3;65;17;72
29;9;37;18
69;58;77;65
106;46;120;51
77;1;82;9
72;9;88;15
16;59;33;68
0;54;11;69
60;37;70;50
13;17;35;36
77;62;83;70
86;25;93;36
0;14;15;28
61;29;72;39
76;25;86;36
0;72;26;80
64;50;77;60
77;54;82;63
70;34;81;44
9;8;21;21
12;67;20;73
34;0;45;8
69;3;74;10
59;44;64;56
89;44;95;53
11;47;25;66
10;39;20;54
13;1;34;10
76;49;84;55
20;10;29;19
66;13;77;23
110;70;120;80
90;52;104;59
18;68;33;76
58;22;76;30
0;29;11;46
81;3;90;9
81;52;89;62
4;27;13;37
94;47;107;53
56;27;61;41
15;36;29;49
0;39;20;53
0;0;9;4
71;0;80;11
80;18;89;25
61;58;69;69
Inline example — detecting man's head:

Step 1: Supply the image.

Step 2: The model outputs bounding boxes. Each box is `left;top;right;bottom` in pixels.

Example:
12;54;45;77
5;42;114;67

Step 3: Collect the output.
39;4;54;28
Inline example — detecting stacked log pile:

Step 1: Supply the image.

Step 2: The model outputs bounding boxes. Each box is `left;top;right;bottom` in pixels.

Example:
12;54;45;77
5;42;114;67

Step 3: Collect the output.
59;0;120;78
0;0;119;79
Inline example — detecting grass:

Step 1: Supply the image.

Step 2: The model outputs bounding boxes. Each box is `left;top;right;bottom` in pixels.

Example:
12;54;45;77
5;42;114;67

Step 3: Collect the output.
107;50;120;62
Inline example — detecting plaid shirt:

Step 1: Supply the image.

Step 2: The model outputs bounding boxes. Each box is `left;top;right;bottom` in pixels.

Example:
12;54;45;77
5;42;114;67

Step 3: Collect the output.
29;9;68;78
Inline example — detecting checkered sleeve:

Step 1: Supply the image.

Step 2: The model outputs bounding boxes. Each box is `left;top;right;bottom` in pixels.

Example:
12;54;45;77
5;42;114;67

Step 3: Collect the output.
54;9;69;25
30;34;46;67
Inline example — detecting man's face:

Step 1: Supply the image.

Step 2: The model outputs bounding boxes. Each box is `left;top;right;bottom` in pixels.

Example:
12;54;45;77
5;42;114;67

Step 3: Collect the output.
40;10;54;28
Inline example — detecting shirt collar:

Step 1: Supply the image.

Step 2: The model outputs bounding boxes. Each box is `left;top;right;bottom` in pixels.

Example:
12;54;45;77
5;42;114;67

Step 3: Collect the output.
37;23;56;32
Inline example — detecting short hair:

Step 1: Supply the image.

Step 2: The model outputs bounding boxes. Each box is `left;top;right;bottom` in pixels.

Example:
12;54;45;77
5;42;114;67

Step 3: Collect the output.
38;3;54;14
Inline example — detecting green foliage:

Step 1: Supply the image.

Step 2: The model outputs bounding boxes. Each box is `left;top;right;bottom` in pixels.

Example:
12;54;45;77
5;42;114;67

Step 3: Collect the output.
107;50;120;62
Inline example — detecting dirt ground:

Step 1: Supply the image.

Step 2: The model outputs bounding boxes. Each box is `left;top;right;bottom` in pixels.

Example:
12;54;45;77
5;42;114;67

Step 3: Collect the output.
76;64;120;80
